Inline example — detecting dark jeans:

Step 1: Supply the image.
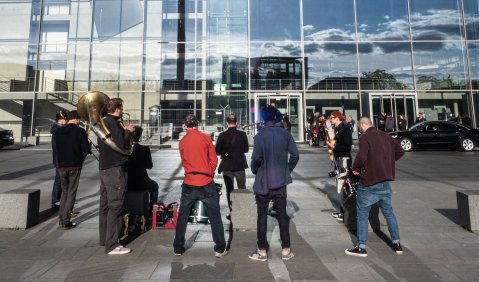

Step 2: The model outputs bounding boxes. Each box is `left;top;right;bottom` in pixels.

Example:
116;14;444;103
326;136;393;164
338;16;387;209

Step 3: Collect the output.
52;169;62;205
255;186;290;251
59;168;81;224
222;170;246;211
173;181;226;253
99;166;126;253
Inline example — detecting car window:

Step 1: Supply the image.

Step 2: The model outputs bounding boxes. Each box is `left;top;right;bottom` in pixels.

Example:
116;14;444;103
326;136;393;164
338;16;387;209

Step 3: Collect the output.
425;123;439;131
438;123;457;131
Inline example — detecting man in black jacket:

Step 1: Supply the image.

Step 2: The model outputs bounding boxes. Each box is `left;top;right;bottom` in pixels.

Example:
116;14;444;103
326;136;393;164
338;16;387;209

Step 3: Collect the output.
53;110;91;229
215;114;249;215
126;126;159;207
326;111;352;221
98;98;135;255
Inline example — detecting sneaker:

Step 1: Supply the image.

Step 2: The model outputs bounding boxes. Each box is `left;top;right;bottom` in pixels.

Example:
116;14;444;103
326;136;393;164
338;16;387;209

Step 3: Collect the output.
393;243;403;254
248;248;268;262
331;211;342;218
108;245;131;255
60;222;77;230
215;249;228;258
174;248;185;256
281;249;294;261
345;246;367;257
336;213;344;222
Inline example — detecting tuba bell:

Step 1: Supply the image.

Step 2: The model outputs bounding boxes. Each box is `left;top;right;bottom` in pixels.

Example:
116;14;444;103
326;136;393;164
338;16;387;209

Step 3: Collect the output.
77;91;132;156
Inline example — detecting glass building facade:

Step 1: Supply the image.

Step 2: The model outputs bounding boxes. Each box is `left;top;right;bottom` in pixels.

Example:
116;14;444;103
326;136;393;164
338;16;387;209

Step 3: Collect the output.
1;0;479;142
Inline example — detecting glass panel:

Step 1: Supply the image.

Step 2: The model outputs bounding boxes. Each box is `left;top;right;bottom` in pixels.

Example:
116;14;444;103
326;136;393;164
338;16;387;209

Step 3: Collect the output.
417;92;469;121
90;41;120;90
468;41;479;89
67;42;90;91
356;0;409;41
250;0;300;41
145;42;162;91
250;42;303;90
413;41;468;90
305;42;357;90
206;0;247;42
92;0;144;40
0;1;35;40
0;43;33;90
464;0;479;40
204;44;248;90
409;0;464;40
358;42;413;90
70;0;93;41
119;42;142;91
160;0;199;43
159;43;197;91
303;0;355;41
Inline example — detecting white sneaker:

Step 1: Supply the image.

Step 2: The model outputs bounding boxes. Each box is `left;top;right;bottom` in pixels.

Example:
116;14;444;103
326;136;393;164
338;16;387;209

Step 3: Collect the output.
108;245;131;255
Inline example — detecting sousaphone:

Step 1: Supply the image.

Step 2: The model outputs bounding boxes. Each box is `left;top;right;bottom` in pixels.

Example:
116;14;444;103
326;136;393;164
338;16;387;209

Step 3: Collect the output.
77;91;132;155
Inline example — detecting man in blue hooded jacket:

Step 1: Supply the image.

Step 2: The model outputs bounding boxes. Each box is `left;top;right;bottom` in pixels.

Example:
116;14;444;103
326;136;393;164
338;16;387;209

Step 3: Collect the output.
248;105;299;262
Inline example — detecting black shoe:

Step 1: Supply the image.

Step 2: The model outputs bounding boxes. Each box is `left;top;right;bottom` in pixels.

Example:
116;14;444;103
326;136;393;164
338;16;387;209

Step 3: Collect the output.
336;213;344;222
174;248;185;256
393;243;403;254
226;214;231;220
331;211;342;218
51;204;60;210
345;246;367;257
60;222;77;230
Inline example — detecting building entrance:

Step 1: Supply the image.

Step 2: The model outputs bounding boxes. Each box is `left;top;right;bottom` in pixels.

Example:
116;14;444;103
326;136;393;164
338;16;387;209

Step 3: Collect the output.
254;93;304;141
369;93;418;131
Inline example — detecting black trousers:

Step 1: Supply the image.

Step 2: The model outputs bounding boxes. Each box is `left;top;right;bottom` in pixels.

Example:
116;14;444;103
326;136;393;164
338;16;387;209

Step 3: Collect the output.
52;169;62;205
222;170;246;211
99;166;126;253
59;168;82;224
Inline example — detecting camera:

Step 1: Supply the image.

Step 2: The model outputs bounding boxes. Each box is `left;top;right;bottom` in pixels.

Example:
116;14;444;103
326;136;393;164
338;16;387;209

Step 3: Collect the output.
328;167;347;177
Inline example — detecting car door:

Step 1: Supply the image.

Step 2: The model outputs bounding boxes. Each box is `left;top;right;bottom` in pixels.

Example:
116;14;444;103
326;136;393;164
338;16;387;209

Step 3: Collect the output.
436;122;460;147
414;122;440;148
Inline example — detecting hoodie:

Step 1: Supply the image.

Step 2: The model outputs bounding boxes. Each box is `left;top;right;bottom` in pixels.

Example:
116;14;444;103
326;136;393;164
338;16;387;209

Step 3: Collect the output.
53;124;91;168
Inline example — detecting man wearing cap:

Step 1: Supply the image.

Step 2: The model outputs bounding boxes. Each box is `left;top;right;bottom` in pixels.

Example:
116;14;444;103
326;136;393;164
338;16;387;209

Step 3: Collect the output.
51;110;67;210
53;110;91;229
327;111;353;221
174;114;228;258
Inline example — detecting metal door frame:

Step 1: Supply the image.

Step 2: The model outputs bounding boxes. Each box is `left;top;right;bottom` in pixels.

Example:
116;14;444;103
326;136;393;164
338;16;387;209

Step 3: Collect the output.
369;92;418;128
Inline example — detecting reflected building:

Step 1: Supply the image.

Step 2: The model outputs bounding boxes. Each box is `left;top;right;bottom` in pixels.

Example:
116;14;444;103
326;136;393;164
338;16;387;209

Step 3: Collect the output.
1;0;479;142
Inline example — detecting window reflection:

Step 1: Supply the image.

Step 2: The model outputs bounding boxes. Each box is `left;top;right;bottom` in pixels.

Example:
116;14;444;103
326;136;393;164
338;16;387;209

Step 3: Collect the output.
305;42;357;90
204;44;248;90
303;0;355;41
467;42;479;89
207;0;247;42
250;0;300;41
463;0;479;40
356;0;409;41
160;0;200;43
359;42;413;90
413;41;468;90
409;0;464;40
250;42;303;90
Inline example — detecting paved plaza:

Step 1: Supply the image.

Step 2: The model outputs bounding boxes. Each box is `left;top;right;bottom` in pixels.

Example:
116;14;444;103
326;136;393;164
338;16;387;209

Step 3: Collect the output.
0;142;479;281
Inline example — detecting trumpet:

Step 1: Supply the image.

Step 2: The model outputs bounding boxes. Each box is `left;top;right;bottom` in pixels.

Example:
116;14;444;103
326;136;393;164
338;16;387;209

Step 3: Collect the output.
241;122;264;130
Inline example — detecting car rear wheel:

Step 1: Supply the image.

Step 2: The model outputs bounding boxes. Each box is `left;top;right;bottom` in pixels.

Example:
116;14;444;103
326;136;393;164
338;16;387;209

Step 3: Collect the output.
400;137;413;152
460;137;475;151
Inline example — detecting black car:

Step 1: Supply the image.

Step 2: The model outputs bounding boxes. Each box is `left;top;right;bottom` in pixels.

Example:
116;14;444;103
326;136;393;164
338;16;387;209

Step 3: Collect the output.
389;121;479;152
0;128;14;149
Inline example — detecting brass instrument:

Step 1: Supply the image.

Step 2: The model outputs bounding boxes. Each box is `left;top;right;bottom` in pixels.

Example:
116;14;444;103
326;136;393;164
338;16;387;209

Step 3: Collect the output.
77;91;133;156
241;122;264;130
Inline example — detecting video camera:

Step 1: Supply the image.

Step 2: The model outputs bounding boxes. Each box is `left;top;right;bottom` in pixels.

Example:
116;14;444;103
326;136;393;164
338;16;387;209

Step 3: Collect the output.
328;167;347;178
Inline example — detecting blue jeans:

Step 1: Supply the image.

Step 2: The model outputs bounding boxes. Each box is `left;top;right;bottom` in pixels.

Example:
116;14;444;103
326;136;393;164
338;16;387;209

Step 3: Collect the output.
173;181;226;253
356;181;400;248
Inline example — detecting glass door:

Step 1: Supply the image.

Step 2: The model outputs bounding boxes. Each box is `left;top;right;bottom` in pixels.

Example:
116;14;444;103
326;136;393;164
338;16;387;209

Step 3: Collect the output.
254;93;303;141
369;93;417;131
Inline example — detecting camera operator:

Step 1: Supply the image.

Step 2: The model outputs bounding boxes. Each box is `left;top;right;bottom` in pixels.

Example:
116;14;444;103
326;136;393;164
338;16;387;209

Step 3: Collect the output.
326;111;352;222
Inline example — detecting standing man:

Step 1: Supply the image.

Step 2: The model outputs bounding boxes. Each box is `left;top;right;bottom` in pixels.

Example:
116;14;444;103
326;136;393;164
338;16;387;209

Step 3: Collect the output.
249;105;299;262
51;110;67;210
327;111;352;221
215;114;249;217
53;110;91;229
174;114;228;258
345;117;405;257
98;98;135;255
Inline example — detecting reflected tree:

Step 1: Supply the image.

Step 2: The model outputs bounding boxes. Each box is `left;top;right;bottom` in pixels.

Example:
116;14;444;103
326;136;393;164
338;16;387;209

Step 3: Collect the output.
361;69;407;90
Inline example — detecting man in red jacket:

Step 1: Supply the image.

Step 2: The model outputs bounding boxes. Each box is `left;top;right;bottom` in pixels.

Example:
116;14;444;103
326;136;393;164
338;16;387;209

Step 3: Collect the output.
173;114;228;258
345;117;404;258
